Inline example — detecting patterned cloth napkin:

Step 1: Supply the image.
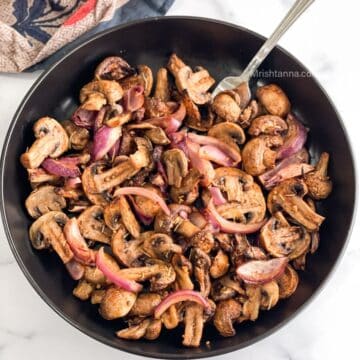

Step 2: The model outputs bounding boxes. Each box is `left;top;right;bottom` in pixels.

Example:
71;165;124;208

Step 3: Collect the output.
0;0;174;73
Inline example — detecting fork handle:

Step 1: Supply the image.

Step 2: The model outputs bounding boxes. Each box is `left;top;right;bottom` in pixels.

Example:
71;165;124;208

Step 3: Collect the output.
241;0;315;82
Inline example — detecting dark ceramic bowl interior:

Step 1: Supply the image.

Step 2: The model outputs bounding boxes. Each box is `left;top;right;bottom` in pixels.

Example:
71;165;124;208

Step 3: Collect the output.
0;17;355;359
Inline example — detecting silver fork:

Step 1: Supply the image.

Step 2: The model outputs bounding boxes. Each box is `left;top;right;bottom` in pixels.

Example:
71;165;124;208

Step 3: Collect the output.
212;0;315;98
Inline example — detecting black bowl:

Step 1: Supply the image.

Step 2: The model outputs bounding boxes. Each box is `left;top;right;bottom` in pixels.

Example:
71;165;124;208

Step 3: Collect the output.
0;16;356;359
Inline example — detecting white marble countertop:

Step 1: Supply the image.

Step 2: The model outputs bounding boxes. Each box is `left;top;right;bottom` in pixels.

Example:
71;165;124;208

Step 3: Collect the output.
1;0;359;359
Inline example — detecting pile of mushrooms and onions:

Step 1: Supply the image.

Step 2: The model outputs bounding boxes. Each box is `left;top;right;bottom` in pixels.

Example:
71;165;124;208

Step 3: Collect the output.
21;54;332;347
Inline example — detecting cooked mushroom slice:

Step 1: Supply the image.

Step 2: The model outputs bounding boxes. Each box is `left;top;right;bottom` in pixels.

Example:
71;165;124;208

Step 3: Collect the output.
239;99;263;128
212;91;241;122
248;115;288;136
260;281;279;310
104;196;140;236
99;286;137;320
190;248;211;297
172;254;194;290
191;231;215;254
162;149;188;188
129;293;162;317
211;274;245;301
207;122;246;152
242;284;261;321
242;135;283;176
84;266;107;285
267;178;325;231
154;68;170;101
170;168;201;205
111;226;144;267
304;152;332;200
92;137;151;193
61;120;89;150
29;211;72;263
132;185;163;219
25;185;66;218
20;117;69;169
183;303;205;347
260;214;311;260
162;304;181;329
145;127;170;145
144;319;162;340
73;280;94;301
168;54;215;104
90;289;106;304
142;233;182;260
80;80;123;107
120;65;153;96
95;56;135;81
117;259;176;291
27;168;60;188
78;205;112;244
116;319;151;340
210;249;230;279
214;299;242;337
256;84;290;117
277;265;299;299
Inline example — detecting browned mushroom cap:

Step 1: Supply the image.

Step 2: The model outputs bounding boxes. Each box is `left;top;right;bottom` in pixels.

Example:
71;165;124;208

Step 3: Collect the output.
91;289;106;304
248;115;288;136
214;299;242;337
256;84;291;117
239;99;264;128
182;303;205;347
208;122;246;152
116;318;151;340
171;254;194;290
129;293;162;317
61;120;89;150
162;149;188;188
143;97;174;118
80;80;123;110
95;56;135;81
145;127;170;145
27;168;60;188
212;91;241;122
73;280;94;301
267;178;325;231
260;213;311;260
117;259;176;291
170;168;201;205
99;286;137;320
144;319;162;340
25;185;66;218
168;54;215;105
20;117;69;169
132;185;163;218
260;281;279;310
90;137;151;193
77;205;112;244
83;266;107;285
191;230;215;254
242;135;283;176
29;211;72;263
154;68;170;101
276;264;299;299
190;248;211;297
120;65;154;96
111;225;144;267
241;284;261;321
142;232;182;260
304;152;332;200
210;249;230;279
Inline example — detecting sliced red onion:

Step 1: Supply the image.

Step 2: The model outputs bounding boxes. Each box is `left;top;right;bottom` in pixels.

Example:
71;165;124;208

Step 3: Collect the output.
72;108;98;129
65;177;82;189
236;257;288;284
42;158;80;178
154;290;211;319
205;199;266;234
129;196;154;225
64;218;96;265
187;132;241;165
96;248;143;293
65;259;85;280
94;106;107;132
113;187;170;215
259;149;312;189
186;138;215;187
276;114;308;159
123;85;145;112
209;187;227;206
170;204;192;218
108;139;121;160
199;145;233;166
92;125;122;161
150;173;166;192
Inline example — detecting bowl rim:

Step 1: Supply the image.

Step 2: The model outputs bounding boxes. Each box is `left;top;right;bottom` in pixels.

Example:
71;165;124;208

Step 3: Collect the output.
0;15;357;359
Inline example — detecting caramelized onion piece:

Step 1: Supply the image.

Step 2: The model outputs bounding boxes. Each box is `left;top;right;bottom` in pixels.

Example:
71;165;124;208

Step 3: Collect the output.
92;125;122;161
